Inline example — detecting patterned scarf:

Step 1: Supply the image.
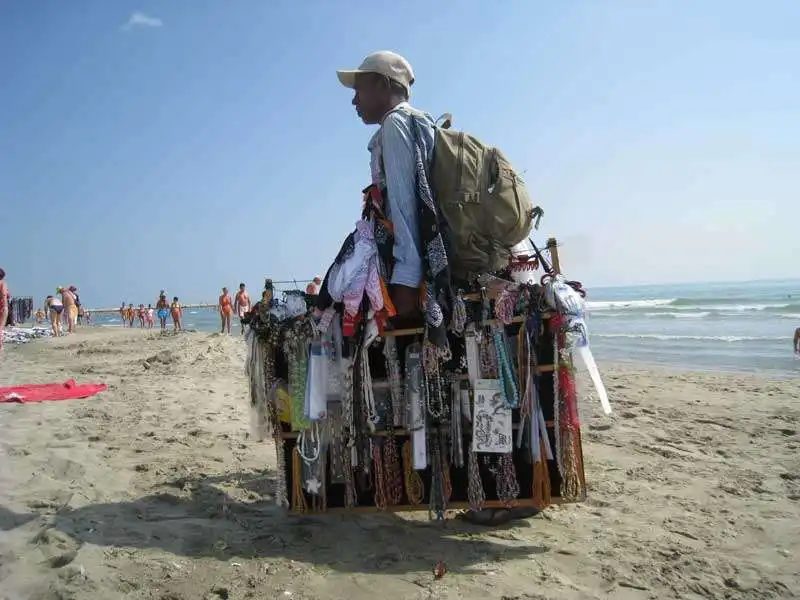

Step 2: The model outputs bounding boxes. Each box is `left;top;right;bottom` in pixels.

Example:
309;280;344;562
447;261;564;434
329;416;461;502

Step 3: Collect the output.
406;114;454;354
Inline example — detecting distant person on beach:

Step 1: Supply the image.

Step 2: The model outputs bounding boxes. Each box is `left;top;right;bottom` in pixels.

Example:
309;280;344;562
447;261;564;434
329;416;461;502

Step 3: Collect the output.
119;302;126;325
156;293;169;330
0;268;7;352
170;297;183;331
44;295;63;336
126;303;135;327
70;286;81;325
60;287;78;333
794;327;800;355
137;304;146;328
305;277;322;296
84;310;92;326
219;287;233;334
146;304;154;329
234;283;250;335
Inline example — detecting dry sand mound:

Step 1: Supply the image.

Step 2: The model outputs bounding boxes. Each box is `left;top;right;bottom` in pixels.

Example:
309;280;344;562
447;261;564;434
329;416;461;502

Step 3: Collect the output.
0;328;798;599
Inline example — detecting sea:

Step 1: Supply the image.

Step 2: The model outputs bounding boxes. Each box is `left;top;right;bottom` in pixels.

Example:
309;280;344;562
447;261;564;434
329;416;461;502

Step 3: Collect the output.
91;279;800;378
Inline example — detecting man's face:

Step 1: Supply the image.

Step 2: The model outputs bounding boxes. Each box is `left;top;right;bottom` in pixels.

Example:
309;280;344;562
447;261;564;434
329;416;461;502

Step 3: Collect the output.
352;73;387;125
240;285;246;292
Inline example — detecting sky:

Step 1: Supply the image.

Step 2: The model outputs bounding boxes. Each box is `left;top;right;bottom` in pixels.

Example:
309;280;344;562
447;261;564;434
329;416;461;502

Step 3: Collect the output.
2;0;799;308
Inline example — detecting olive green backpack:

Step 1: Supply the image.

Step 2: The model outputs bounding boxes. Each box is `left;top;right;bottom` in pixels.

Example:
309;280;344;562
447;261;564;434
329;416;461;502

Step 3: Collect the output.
408;109;541;277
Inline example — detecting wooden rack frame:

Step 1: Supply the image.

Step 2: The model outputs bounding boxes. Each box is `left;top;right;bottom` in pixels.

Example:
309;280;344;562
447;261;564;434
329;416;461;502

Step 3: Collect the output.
275;238;587;514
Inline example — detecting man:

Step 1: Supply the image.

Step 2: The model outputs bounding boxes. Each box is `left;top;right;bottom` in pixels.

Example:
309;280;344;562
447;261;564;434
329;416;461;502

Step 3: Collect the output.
234;283;250;335
336;52;530;526
336;51;435;318
794;327;800;354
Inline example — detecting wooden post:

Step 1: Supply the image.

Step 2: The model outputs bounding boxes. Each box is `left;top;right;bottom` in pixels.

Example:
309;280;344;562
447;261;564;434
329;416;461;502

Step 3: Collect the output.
547;236;588;498
546;237;561;274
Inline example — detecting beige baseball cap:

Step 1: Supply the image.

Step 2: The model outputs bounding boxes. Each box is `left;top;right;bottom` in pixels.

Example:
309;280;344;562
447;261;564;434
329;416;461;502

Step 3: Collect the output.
336;51;415;92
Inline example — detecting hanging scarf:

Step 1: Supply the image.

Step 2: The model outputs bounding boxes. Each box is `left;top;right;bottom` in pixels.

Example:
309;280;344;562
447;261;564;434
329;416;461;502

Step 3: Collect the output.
407;114;454;353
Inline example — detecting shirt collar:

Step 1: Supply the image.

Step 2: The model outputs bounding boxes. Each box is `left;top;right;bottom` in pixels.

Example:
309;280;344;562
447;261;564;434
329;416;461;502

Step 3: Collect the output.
368;102;412;153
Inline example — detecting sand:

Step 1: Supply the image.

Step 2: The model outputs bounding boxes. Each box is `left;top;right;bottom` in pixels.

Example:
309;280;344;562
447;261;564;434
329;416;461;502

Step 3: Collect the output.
0;328;798;600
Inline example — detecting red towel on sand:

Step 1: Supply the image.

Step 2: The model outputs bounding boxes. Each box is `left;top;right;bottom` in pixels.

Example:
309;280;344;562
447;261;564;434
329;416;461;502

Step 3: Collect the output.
0;380;108;404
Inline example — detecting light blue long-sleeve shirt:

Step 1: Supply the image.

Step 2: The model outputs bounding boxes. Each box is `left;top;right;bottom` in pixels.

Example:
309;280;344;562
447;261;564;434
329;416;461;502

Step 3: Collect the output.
367;102;435;288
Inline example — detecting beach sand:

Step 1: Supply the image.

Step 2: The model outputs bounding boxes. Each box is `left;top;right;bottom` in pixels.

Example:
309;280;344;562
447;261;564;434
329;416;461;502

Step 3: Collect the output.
1;328;798;600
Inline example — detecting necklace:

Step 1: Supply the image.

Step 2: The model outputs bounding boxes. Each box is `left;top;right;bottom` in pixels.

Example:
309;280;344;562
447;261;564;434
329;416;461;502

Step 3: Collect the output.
478;333;498;378
372;440;388;510
450;289;467;335
423;341;444;420
359;347;380;431
402;441;424;504
383;337;405;427
493;325;519;408
467;450;485;511
496;453;520;505
384;399;404;505
405;343;425;430
428;429;447;520
449;378;464;468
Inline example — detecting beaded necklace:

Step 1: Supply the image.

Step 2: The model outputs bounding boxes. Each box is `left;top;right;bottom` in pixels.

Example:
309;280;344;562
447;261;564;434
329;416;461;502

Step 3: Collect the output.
495;453;520;505
402;441;424;505
423;340;445;420
467;450;485;511
382;337;405;427
383;394;404;505
478;332;498;378
405;342;425;430
449;378;464;468
427;429;447;520
450;289;467;335
493;325;519;408
372;440;388;510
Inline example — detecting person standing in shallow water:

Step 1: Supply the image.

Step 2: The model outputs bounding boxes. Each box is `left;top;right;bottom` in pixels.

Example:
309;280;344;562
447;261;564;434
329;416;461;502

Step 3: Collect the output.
234;283;250;335
219;287;233;334
170;297;183;331
156;292;169;330
794;327;800;355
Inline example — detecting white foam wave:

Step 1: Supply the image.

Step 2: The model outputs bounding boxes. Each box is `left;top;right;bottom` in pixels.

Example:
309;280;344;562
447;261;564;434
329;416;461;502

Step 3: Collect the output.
778;313;800;319
644;311;711;319
593;333;782;343
587;298;675;311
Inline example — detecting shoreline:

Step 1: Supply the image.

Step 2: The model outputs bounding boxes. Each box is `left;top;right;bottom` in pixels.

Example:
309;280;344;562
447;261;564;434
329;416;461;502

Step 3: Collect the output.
1;327;798;598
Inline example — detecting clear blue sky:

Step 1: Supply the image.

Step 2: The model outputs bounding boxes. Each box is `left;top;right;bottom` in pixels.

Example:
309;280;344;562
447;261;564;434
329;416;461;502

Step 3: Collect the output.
2;0;798;308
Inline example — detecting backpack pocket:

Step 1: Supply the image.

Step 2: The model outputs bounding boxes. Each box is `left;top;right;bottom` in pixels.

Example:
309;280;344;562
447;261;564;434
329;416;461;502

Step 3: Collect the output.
482;149;533;247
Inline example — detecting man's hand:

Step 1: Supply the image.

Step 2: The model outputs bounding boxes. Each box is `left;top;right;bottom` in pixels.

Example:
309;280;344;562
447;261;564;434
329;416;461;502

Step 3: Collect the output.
390;285;421;317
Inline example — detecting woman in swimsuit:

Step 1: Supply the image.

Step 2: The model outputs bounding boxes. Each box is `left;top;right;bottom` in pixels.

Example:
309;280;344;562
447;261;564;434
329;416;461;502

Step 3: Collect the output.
137;304;146;328
45;294;64;337
146;304;155;329
170;296;183;331
126;303;135;327
156;292;169;330
219;287;233;334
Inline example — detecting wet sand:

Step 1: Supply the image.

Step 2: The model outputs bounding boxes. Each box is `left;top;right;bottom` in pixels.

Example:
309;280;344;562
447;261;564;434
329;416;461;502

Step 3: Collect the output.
0;328;798;599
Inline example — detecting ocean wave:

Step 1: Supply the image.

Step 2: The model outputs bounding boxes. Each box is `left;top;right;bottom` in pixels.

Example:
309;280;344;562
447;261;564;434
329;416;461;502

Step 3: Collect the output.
643;311;711;319
588;297;800;314
778;313;800;319
593;333;783;343
587;299;675;311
